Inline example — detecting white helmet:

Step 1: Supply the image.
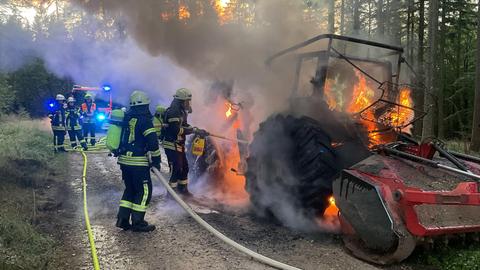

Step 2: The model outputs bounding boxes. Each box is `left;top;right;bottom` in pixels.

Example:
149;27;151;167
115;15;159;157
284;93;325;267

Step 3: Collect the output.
173;88;192;101
129;90;150;106
56;94;65;101
67;97;75;103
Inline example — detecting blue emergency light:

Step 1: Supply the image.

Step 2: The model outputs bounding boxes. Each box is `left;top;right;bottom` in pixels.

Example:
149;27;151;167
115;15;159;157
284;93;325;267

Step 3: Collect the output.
96;113;106;121
102;85;112;92
46;99;57;112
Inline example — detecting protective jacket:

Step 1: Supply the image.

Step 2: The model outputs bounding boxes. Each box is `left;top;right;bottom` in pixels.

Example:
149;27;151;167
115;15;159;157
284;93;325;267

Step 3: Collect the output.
117;105;161;167
162;101;194;152
49;103;66;131
65;107;83;131
153;115;165;138
81;102;97;124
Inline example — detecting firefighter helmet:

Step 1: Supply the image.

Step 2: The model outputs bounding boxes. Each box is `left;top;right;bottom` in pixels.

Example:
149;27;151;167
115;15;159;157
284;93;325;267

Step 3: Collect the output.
129;90;150;106
173;88;192;101
155;105;166;115
56;94;65;101
67;97;75;103
84;93;93;99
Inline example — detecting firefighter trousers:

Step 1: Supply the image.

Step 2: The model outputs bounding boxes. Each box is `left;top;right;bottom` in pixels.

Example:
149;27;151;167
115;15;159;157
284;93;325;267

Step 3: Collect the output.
82;123;96;145
117;165;153;223
53;130;66;152
67;129;87;149
165;148;189;188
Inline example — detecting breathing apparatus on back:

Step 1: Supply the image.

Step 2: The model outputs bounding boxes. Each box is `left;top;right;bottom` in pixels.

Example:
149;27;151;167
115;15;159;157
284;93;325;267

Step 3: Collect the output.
106;90;150;156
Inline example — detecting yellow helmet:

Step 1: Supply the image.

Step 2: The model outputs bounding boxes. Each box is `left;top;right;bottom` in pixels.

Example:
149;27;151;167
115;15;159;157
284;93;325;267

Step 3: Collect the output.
156;105;166;115
84;93;93;99
129;90;150;106
173;88;192;101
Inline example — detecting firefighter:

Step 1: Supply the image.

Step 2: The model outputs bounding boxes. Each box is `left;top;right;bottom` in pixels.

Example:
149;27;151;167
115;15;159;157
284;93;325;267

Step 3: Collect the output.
49;94;67;153
153;105;166;138
162;88;208;196
65;97;88;150
81;93;97;146
116;90;161;232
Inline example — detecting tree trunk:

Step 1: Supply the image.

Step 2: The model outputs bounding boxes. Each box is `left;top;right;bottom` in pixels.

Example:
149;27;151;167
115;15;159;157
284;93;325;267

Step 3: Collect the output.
367;0;372;36
422;0;439;138
408;0;415;63
328;0;335;33
385;0;391;36
471;0;480;152
413;0;425;137
437;0;446;138
390;0;402;44
340;0;345;35
377;0;385;37
406;0;412;59
353;0;360;34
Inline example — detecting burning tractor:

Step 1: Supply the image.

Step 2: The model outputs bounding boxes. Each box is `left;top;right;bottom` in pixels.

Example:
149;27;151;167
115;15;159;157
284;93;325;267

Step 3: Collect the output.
245;34;480;264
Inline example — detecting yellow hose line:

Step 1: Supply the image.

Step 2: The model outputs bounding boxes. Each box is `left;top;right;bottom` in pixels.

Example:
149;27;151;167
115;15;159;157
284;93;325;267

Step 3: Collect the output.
80;150;101;270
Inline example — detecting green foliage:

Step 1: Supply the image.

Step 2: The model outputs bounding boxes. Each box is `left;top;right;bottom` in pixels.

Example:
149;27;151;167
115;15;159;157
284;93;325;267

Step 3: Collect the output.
410;243;480;270
0;117;60;269
8;59;72;117
0;115;58;185
0;74;15;115
0;206;54;270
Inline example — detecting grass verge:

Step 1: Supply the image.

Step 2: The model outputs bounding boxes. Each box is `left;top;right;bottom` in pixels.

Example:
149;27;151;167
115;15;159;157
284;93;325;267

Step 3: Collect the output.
0;115;64;270
407;243;480;270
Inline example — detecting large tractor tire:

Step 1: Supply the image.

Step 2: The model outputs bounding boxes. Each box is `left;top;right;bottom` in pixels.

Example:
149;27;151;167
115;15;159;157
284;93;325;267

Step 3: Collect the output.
245;114;341;223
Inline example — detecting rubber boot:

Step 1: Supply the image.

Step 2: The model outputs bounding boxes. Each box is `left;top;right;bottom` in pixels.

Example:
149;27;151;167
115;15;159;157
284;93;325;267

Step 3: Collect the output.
58;147;67;152
131;212;155;232
91;139;96;146
177;184;193;198
116;207;131;230
81;142;88;151
166;182;178;200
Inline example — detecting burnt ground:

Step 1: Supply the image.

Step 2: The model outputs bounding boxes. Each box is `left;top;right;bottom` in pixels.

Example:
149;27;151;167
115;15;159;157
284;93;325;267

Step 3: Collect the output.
47;152;414;270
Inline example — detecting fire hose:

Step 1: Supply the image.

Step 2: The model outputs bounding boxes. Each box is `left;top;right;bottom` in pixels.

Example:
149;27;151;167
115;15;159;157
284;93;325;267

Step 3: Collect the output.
151;168;302;270
79;150;101;270
208;132;249;144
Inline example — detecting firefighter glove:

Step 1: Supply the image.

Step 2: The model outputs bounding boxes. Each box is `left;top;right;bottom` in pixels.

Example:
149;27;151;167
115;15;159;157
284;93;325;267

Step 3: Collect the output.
193;127;209;137
150;156;161;171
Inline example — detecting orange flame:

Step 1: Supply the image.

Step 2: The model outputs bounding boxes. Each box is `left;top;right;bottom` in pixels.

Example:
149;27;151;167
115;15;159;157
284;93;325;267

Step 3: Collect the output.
178;4;191;20
390;87;414;133
205;98;248;207
346;70;383;145
225;102;233;118
324;79;337;110
347;70;376;113
323;196;339;216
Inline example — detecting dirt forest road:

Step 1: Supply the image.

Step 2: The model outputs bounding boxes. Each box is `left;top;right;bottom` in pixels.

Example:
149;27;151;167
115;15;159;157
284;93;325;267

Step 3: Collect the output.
48;152;407;270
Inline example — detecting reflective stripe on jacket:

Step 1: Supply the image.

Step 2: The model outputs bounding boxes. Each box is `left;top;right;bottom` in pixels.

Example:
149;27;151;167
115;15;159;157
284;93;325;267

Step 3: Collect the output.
117;106;161;167
162;101;193;152
65;108;82;131
50;106;66;130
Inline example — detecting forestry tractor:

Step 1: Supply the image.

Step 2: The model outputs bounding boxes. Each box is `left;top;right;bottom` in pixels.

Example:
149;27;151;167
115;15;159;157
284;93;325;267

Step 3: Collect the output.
244;34;480;264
